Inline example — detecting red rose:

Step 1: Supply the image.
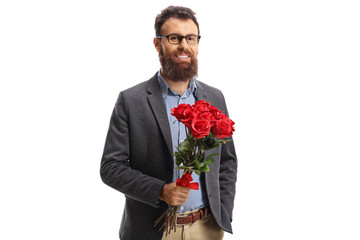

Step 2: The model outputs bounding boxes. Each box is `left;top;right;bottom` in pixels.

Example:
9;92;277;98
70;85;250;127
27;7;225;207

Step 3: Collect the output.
209;105;222;115
194;100;211;113
212;118;235;138
213;112;228;120
199;112;215;126
171;104;192;121
190;118;211;139
180;108;199;128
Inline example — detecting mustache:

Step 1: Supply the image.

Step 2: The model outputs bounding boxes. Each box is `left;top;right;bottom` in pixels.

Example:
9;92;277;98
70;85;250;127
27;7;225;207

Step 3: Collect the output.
172;50;193;57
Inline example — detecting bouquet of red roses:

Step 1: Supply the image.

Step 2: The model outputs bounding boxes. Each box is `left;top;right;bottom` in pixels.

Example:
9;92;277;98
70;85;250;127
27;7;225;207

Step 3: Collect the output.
154;100;235;235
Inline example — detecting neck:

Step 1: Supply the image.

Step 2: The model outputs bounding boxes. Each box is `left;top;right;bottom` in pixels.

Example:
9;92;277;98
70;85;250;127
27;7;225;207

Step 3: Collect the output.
161;71;191;95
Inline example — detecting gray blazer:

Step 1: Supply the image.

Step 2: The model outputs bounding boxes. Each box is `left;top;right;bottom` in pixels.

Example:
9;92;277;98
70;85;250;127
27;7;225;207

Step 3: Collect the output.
100;73;237;240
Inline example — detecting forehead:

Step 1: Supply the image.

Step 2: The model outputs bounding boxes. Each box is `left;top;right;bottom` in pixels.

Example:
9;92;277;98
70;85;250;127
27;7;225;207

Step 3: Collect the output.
161;17;198;35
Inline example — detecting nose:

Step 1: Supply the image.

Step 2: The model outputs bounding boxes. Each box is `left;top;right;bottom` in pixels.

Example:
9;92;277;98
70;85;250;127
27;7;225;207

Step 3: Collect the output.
178;37;189;50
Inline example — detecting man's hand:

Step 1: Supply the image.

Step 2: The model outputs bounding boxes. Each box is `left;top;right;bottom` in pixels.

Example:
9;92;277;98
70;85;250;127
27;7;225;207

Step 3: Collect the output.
159;182;190;206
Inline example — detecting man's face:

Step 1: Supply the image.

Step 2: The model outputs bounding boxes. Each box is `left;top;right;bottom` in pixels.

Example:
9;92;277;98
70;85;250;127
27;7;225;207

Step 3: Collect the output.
154;17;199;82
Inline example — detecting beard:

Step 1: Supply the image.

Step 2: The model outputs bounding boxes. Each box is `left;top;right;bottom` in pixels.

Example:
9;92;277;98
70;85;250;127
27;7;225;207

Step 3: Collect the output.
159;47;198;82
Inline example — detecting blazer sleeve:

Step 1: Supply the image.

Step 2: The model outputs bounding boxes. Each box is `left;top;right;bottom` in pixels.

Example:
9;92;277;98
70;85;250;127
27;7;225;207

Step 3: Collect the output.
100;92;165;208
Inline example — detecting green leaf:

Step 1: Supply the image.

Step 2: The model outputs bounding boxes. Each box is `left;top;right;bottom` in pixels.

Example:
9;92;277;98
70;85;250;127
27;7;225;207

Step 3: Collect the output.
203;138;216;150
174;152;187;166
175;157;182;166
194;160;200;170
205;158;215;165
179;139;190;151
200;165;210;172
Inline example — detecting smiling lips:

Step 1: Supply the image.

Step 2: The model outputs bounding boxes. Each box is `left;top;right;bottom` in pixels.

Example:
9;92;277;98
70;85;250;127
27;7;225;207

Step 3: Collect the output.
175;53;191;61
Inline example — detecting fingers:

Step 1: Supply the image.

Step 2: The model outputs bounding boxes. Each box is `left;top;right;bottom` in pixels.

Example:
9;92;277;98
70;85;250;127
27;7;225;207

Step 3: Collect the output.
159;182;190;206
167;183;190;206
175;186;190;204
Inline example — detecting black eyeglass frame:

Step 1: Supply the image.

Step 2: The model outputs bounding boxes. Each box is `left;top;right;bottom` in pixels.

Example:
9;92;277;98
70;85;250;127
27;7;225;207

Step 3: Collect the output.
157;34;201;45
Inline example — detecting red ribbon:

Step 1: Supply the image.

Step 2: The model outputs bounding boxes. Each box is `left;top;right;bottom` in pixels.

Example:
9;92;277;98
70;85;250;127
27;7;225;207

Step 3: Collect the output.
176;172;199;190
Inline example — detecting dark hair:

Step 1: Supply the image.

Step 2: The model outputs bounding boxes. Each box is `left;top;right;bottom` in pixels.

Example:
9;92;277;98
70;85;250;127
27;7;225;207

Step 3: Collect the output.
154;6;200;36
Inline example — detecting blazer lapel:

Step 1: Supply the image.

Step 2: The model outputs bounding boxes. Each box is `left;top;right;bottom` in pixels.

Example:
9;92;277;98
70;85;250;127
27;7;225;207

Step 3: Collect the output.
146;75;173;159
195;80;208;102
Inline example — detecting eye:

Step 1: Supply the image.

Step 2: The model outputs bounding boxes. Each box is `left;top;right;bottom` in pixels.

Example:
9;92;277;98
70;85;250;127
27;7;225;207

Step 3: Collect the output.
186;35;198;43
169;35;180;41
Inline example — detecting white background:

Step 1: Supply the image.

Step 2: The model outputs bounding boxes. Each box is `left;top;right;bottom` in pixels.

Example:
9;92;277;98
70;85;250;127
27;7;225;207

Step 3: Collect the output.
1;0;359;239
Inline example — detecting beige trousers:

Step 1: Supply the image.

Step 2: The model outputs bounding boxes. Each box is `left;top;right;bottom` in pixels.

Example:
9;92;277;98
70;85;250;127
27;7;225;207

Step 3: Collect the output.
161;209;224;240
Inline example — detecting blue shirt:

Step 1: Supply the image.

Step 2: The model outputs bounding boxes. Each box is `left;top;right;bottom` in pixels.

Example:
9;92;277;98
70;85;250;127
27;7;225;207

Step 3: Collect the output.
157;70;208;213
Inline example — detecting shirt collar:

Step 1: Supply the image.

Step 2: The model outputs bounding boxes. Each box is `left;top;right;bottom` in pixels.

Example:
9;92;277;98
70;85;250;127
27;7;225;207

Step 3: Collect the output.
157;70;197;98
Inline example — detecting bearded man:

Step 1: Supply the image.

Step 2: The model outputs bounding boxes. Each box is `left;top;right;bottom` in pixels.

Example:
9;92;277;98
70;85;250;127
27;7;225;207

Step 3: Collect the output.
100;6;237;240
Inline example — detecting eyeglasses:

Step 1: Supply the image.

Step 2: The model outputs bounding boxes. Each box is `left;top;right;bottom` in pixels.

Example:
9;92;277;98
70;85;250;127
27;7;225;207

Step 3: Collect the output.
157;34;201;45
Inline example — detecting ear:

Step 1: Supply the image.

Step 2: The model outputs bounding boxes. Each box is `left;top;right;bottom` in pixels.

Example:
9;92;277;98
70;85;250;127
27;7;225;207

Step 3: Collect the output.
153;37;160;53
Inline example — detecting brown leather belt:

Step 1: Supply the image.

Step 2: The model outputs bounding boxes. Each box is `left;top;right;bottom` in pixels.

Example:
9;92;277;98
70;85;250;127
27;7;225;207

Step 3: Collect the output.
176;208;206;225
